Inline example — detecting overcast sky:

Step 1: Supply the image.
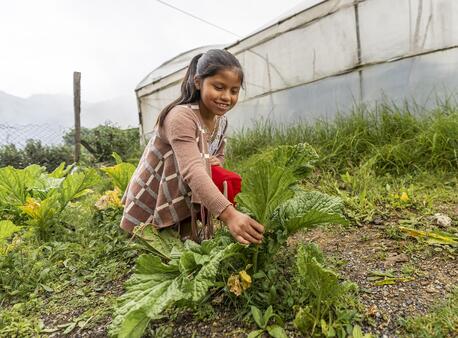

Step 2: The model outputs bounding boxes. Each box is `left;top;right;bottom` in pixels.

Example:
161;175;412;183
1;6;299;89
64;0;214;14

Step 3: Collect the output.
0;0;313;102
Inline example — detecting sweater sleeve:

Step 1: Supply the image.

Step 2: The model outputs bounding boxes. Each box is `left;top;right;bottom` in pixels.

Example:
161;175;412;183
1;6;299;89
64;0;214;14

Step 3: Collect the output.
163;106;232;217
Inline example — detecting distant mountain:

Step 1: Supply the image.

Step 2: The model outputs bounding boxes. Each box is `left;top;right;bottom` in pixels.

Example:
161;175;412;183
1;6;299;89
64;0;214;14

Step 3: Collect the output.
0;91;138;128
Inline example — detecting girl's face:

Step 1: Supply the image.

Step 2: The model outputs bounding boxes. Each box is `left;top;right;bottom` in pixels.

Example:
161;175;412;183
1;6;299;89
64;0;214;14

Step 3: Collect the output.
195;68;242;117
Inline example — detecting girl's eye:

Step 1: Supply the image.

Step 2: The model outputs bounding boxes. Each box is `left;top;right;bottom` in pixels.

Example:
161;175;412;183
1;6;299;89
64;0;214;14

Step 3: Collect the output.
214;85;223;90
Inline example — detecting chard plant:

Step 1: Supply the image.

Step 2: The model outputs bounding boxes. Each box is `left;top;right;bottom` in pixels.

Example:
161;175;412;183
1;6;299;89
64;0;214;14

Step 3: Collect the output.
233;143;347;281
293;243;362;337
110;143;350;338
109;226;241;338
0;163;100;241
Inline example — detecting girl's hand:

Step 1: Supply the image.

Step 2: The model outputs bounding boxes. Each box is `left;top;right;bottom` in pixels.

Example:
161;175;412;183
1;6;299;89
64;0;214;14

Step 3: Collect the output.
208;156;222;166
219;205;264;244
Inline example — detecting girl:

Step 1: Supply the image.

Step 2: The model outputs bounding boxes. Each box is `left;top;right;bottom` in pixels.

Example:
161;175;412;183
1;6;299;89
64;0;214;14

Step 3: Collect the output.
120;49;264;244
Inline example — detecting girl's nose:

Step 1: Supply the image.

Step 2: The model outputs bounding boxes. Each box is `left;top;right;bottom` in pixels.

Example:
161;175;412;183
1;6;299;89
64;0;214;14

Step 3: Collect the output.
221;90;230;101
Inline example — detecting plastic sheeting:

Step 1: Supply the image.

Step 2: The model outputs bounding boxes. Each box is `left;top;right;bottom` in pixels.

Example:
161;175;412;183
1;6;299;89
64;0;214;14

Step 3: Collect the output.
138;0;458;139
359;0;458;63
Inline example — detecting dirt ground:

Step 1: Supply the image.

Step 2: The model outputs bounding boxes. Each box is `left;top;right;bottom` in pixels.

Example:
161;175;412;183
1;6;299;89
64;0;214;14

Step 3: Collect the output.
290;220;458;337
44;217;457;338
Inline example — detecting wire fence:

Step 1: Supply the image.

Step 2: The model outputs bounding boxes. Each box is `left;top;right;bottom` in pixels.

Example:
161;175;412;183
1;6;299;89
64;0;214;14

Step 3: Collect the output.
0;124;71;148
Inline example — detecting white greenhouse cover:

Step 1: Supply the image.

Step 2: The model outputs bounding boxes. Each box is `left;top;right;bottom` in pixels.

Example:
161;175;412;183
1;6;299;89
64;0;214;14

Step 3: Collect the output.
136;0;458;139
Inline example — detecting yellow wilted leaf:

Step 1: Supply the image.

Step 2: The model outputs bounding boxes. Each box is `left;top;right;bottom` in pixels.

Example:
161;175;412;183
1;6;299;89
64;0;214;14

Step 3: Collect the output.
400;192;409;202
227;274;242;296
239;270;252;290
21;197;41;218
399;226;458;245
107;187;122;207
95;187;122;210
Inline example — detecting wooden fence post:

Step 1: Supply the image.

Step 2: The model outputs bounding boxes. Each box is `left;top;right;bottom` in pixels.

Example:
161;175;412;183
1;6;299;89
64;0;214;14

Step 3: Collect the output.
73;72;81;163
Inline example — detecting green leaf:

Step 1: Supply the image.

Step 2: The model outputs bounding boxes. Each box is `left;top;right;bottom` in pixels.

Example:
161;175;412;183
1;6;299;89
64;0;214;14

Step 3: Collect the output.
135;254;178;275
188;243;240;302
296;244;342;301
49;162;74;178
276;190;348;234
62;322;77;334
263;305;274;325
40;283;54;292
179;251;197;274
352;325;363;338
247;329;264;338
0;220;21;242
101;162;136;193
133;226;184;260
251;306;265;328
241;143;318;179
236;163;295;226
321;319;328;335
59;169;100;208
0;165;44;205
293;306;315;333
266;324;288;338
110;277;179;338
112;152;123;165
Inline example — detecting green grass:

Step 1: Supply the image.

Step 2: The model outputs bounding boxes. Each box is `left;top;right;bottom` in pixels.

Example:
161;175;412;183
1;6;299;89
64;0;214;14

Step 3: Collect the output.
227;100;458;175
401;287;458;338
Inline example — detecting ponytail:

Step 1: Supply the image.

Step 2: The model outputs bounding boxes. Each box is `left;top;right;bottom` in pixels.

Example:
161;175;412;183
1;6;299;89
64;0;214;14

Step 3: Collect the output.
156;53;203;127
156;49;244;127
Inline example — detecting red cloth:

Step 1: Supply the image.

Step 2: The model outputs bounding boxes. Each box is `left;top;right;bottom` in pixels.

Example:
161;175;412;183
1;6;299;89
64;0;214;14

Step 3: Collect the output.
211;165;242;205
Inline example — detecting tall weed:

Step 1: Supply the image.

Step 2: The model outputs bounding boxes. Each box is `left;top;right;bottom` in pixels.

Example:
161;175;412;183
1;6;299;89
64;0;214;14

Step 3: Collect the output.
227;101;458;175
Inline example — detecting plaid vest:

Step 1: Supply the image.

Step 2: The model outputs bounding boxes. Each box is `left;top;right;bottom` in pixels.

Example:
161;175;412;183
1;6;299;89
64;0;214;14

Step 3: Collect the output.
120;104;224;241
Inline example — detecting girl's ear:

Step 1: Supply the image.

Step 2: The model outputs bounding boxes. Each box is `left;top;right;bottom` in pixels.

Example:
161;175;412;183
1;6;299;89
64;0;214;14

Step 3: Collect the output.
194;76;201;90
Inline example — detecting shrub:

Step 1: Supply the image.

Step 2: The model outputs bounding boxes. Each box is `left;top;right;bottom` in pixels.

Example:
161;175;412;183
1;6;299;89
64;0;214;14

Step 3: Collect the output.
0;141;73;171
63;124;141;164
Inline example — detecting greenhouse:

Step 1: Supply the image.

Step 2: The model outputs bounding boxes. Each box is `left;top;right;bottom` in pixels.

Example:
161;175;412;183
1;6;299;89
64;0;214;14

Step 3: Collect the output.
135;0;458;140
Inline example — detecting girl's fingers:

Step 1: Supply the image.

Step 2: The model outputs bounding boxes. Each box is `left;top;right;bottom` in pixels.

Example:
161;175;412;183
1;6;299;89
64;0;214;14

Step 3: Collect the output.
241;231;261;244
246;225;263;241
236;235;250;245
249;219;265;234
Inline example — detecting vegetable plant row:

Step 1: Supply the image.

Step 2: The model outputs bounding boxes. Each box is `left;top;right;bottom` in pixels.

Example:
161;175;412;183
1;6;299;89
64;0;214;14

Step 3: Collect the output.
109;144;363;338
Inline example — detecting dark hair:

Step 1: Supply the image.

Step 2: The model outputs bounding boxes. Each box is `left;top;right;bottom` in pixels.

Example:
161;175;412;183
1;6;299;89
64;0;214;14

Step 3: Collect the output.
156;49;244;127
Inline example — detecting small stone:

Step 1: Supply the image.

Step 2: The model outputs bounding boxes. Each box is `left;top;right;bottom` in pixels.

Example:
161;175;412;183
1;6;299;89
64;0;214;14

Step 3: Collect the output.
426;286;437;293
432;213;452;228
384;253;409;266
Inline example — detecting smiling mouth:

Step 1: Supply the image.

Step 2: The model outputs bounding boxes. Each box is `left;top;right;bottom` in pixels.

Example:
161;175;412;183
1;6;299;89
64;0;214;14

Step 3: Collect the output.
216;103;230;109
